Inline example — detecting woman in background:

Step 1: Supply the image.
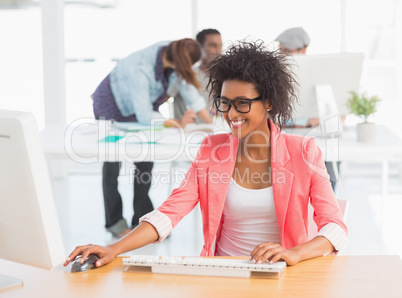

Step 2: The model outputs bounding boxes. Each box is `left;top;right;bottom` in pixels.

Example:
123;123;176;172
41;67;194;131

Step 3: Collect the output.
92;38;212;238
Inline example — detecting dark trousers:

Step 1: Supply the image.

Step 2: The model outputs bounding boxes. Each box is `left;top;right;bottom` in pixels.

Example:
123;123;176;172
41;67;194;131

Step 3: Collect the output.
103;161;154;228
325;161;341;192
92;75;154;231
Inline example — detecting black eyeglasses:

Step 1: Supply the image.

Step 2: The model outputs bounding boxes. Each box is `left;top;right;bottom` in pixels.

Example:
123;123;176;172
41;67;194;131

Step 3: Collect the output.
213;96;262;113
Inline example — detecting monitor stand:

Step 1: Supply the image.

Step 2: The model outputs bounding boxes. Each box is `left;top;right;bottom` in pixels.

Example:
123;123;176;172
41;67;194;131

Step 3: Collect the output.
315;84;343;138
0;274;23;290
315;84;341;176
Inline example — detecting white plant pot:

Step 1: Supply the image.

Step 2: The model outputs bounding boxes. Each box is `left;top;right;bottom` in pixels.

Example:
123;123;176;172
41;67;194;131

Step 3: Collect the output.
356;122;376;143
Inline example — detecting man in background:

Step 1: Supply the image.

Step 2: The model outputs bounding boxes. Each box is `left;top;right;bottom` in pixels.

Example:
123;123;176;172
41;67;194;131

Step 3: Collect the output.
276;27;340;192
172;29;222;121
276;27;316;127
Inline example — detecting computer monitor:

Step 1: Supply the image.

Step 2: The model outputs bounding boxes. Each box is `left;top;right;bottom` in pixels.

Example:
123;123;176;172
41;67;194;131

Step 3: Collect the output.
290;53;364;128
0;110;65;290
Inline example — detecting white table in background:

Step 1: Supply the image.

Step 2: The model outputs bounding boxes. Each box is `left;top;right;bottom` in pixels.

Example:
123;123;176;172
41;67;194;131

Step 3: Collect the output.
41;121;402;197
284;125;402;197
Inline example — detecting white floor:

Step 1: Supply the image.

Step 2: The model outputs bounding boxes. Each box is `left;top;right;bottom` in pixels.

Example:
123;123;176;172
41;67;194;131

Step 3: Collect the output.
53;161;402;259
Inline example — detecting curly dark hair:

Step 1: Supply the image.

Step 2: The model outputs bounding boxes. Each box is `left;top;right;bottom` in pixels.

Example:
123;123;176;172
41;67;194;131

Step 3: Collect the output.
207;41;298;126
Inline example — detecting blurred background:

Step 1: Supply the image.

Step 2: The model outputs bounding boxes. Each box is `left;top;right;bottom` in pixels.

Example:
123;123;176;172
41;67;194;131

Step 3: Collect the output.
1;0;401;258
1;0;401;132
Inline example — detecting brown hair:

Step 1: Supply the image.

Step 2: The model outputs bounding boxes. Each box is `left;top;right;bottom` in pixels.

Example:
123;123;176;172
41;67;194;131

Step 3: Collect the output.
165;38;201;90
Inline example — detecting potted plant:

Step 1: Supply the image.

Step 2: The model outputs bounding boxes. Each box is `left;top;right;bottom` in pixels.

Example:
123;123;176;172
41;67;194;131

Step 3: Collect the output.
348;91;380;143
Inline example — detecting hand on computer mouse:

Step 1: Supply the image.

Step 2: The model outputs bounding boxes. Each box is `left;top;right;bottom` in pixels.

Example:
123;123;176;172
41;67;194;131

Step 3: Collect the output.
64;244;118;269
70;254;100;272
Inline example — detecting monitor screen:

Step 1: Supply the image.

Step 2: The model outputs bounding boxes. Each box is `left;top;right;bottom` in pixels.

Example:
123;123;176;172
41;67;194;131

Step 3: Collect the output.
0;110;65;290
290;53;364;122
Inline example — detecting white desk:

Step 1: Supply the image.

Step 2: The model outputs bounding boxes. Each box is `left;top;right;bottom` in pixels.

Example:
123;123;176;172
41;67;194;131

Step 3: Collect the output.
41;121;206;163
284;125;402;197
41;121;402;195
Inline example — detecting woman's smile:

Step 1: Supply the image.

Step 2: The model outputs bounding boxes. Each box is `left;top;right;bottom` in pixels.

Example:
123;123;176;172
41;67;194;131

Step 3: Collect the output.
229;118;247;128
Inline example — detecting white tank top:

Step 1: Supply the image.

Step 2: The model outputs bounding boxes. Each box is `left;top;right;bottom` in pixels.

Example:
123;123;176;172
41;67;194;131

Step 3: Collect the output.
216;178;281;256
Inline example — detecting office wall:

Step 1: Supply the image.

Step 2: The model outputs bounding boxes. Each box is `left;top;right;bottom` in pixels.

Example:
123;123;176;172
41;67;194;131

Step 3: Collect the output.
0;0;401;128
0;7;44;128
197;0;342;54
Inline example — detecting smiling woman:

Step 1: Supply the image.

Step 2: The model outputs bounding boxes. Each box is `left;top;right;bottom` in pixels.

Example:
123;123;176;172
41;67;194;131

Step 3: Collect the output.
65;41;347;269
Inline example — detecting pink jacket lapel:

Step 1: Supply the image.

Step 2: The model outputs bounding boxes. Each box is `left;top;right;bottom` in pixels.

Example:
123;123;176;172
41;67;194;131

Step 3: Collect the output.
270;121;294;244
206;135;238;244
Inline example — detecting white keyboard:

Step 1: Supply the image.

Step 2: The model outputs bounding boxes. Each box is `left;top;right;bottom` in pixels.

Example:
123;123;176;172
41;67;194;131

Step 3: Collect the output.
123;255;286;279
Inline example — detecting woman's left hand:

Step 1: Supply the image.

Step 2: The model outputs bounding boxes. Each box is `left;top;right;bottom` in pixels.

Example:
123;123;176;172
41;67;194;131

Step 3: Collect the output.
180;109;197;127
250;242;300;266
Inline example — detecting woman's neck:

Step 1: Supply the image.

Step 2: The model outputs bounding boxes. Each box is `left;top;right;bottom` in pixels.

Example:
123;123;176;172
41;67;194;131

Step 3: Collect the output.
238;128;271;160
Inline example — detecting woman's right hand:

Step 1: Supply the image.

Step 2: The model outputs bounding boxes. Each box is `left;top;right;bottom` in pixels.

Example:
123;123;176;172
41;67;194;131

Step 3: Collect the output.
63;244;118;268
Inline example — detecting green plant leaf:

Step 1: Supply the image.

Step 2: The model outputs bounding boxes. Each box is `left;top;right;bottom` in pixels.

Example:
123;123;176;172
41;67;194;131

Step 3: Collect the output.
347;91;380;122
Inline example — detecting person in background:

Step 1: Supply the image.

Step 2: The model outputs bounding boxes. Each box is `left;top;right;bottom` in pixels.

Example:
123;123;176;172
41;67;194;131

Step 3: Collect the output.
276;27;340;191
276;27;316;125
65;41;347;269
92;38;212;238
172;29;223;121
276;27;310;55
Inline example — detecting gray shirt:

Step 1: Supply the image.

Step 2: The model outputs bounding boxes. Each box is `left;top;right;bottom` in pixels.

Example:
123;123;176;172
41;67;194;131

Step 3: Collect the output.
170;67;213;123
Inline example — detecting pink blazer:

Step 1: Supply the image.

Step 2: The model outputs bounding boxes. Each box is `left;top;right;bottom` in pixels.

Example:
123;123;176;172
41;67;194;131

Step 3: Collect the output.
157;120;347;256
